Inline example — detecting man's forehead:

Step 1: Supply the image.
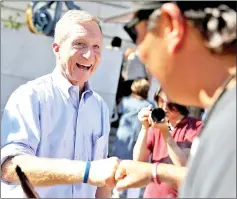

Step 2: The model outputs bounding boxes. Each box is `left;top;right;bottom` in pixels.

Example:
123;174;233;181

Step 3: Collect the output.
68;22;102;40
70;24;87;36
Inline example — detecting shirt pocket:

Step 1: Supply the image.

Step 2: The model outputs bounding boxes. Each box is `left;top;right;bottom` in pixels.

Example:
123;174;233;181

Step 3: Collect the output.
93;135;106;160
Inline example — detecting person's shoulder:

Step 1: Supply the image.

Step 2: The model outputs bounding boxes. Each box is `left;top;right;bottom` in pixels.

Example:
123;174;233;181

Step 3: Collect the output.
145;99;154;107
25;73;52;89
28;73;52;84
185;116;203;128
207;86;236;125
11;74;52;97
120;96;132;104
214;86;236;113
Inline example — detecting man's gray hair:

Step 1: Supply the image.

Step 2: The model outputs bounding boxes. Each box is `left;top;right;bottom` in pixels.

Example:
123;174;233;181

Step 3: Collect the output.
54;10;102;44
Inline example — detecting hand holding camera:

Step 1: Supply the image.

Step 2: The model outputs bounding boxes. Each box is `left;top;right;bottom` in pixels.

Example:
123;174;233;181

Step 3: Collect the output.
138;105;168;132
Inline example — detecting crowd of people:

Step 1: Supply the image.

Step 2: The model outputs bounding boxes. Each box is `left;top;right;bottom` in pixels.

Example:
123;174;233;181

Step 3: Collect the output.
1;1;236;198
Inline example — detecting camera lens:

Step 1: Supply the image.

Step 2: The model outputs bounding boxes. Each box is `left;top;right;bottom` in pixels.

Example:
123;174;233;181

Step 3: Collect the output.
151;108;166;123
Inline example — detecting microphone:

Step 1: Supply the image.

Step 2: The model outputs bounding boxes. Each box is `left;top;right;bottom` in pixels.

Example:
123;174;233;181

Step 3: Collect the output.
151;108;166;123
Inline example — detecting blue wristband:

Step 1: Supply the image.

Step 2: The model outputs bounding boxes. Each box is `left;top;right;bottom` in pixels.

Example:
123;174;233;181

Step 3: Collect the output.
83;161;91;183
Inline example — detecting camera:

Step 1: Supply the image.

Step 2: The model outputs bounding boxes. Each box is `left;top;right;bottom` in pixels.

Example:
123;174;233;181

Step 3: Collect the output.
151;108;166;123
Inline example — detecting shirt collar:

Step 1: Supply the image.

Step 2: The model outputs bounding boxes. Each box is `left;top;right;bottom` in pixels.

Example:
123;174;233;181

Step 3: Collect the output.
168;116;188;132
176;116;188;127
51;67;92;100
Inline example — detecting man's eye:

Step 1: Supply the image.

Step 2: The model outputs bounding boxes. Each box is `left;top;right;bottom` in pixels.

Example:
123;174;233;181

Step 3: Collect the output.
93;45;100;49
75;42;85;48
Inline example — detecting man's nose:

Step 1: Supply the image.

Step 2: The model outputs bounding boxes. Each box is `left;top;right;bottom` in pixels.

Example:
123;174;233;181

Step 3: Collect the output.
83;47;95;60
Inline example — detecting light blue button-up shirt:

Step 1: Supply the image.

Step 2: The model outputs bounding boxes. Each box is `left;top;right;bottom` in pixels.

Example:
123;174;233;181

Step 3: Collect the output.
1;68;110;198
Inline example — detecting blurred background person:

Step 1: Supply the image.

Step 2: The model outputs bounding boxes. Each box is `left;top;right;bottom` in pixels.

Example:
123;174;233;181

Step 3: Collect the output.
106;36;122;51
133;88;202;198
105;36;124;124
111;78;152;198
121;48;135;80
187;106;204;120
115;47;135;109
123;49;148;81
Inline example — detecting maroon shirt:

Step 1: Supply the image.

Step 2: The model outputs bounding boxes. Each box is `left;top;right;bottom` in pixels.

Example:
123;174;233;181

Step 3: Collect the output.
144;117;202;198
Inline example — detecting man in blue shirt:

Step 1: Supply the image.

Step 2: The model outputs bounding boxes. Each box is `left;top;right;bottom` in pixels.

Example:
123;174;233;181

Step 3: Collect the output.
1;10;119;198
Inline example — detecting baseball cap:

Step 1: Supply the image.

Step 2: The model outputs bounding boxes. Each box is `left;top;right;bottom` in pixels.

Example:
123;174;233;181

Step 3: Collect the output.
104;1;236;44
103;1;164;23
103;1;236;23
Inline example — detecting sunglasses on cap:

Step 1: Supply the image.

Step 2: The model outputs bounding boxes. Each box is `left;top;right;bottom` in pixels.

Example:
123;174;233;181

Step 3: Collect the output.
123;9;156;43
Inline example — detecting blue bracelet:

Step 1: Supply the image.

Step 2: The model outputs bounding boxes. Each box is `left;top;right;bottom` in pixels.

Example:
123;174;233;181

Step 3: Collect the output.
83;161;91;183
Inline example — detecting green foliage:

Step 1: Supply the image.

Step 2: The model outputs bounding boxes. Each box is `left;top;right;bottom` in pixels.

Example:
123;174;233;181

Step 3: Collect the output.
3;12;22;30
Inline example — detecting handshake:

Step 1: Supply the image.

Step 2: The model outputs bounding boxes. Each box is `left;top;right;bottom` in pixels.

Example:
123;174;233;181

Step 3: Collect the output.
88;157;153;191
87;107;167;191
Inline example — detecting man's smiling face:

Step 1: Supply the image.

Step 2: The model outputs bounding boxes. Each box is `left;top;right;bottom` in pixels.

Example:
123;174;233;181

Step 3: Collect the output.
56;21;102;87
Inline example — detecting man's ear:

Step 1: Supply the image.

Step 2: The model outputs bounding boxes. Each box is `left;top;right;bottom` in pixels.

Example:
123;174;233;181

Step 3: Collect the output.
52;43;60;54
52;42;61;61
160;3;186;54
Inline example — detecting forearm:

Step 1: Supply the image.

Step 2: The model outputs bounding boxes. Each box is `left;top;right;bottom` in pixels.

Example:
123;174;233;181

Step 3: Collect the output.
1;155;86;187
133;127;150;161
96;187;112;198
166;136;188;166
161;129;188;166
157;163;186;190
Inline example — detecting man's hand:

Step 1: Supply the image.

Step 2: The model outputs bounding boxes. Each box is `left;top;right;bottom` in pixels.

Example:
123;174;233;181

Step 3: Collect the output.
114;160;152;191
88;157;120;189
138;106;169;133
95;187;112;198
138;105;153;129
151;120;170;139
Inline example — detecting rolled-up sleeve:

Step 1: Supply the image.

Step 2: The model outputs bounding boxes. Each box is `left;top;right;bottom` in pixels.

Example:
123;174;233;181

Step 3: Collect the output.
1;85;41;166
